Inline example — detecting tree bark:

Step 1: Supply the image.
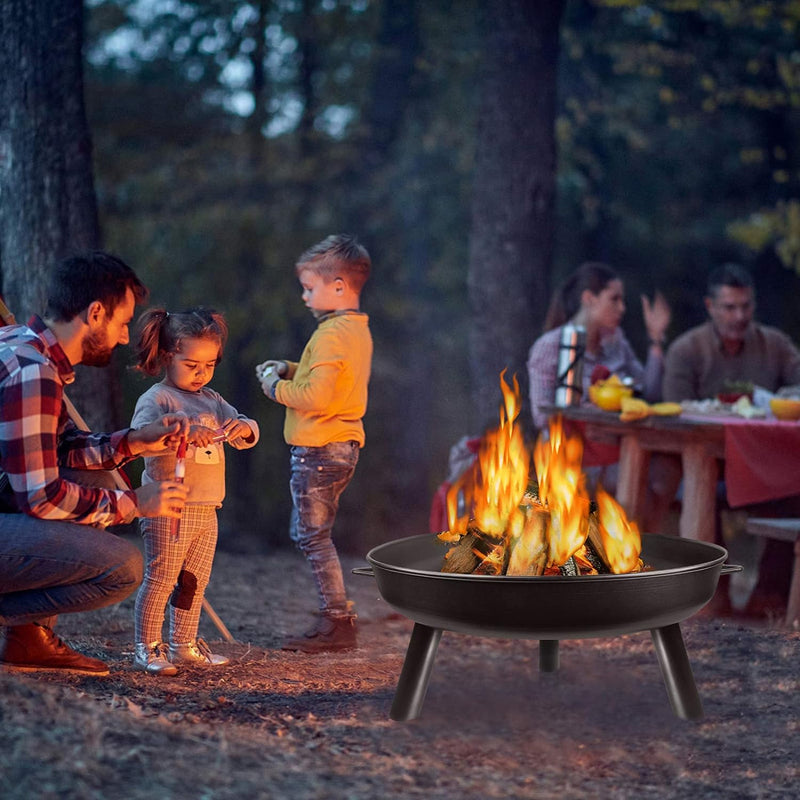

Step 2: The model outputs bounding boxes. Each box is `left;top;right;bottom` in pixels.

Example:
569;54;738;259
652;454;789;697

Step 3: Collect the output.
0;0;118;430
467;0;565;430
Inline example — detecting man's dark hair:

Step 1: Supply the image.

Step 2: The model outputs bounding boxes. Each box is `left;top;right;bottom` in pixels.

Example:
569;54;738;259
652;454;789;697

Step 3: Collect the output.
706;263;754;299
44;251;148;322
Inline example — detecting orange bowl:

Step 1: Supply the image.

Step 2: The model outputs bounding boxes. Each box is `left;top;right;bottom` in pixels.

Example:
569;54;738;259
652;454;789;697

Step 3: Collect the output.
769;397;800;421
589;383;634;411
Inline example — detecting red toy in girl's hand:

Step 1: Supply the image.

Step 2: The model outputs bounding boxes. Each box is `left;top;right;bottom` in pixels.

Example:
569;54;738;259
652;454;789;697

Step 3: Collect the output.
590;365;612;385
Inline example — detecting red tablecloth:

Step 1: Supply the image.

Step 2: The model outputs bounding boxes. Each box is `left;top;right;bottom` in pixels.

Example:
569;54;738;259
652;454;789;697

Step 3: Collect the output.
719;417;800;508
576;411;800;509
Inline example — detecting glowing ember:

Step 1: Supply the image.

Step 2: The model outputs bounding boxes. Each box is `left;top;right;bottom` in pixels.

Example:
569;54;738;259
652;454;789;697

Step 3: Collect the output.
440;374;643;576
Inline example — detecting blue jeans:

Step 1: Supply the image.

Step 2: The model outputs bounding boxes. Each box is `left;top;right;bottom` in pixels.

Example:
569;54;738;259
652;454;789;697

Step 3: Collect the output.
0;513;143;626
289;441;359;619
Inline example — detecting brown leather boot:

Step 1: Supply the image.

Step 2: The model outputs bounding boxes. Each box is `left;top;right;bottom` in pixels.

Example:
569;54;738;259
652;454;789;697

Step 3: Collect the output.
281;614;357;653
0;623;109;675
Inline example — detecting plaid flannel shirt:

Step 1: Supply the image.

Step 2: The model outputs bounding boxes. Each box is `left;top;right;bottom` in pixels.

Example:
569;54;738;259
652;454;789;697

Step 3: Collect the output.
0;315;139;526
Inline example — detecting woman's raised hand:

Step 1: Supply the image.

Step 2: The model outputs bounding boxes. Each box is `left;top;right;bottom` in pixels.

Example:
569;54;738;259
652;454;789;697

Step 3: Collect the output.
641;291;671;345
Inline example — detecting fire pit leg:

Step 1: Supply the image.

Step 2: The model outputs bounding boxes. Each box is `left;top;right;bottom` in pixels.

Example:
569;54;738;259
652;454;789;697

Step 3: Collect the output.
539;639;559;672
650;623;704;720
390;623;443;722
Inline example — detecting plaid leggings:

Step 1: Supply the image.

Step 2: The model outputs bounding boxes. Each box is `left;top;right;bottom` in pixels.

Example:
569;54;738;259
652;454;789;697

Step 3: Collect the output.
134;504;218;645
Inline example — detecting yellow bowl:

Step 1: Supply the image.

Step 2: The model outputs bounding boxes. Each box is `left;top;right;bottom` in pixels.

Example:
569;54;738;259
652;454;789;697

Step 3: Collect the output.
589;384;634;412
769;397;800;421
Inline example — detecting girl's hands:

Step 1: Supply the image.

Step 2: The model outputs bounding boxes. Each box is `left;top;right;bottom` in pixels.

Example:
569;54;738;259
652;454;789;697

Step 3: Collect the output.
217;419;254;443
188;424;219;448
188;420;253;447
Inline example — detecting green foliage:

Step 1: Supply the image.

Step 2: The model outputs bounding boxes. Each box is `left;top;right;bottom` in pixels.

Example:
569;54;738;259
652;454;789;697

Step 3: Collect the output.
558;0;800;347
82;0;800;552
728;199;800;275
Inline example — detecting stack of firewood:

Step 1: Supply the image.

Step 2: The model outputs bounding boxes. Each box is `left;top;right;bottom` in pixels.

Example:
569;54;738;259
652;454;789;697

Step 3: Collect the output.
439;490;646;577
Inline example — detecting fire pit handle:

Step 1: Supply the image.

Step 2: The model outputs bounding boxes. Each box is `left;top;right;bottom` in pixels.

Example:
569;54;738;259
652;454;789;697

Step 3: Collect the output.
720;564;743;575
352;566;374;577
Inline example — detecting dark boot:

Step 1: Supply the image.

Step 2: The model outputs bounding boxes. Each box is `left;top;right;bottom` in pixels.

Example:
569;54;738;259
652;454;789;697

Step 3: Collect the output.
0;623;109;675
282;614;357;653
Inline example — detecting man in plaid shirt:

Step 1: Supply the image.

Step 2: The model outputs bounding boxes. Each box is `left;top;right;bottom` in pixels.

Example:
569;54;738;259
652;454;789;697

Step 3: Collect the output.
0;252;189;675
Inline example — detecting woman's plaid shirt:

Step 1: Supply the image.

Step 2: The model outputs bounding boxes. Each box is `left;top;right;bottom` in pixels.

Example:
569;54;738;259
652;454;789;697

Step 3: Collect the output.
0;315;138;526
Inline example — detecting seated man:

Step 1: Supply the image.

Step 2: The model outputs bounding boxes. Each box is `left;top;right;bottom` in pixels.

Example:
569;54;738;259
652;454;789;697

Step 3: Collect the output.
649;262;800;613
0;251;189;675
663;262;800;401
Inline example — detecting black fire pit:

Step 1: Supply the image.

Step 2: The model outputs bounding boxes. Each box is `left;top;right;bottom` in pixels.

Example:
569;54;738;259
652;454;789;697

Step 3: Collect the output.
355;532;741;722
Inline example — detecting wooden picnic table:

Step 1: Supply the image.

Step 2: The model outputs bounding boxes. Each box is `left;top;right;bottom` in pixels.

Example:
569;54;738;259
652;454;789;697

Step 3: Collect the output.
544;405;800;543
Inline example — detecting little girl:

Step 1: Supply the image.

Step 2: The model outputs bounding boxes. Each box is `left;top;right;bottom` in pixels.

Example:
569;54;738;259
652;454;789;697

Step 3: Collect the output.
131;308;259;675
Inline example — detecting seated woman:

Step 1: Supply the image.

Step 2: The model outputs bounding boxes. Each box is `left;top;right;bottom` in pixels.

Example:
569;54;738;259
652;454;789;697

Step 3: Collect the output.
527;261;670;432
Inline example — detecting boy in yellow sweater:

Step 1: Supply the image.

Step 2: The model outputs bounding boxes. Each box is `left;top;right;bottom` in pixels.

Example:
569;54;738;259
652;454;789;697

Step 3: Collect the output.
256;234;372;652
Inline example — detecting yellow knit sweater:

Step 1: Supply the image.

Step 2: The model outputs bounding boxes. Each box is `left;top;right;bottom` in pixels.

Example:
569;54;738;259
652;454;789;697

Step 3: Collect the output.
275;312;372;447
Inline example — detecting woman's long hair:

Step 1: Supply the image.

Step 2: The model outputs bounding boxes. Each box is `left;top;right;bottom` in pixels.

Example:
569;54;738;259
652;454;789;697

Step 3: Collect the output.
543;262;619;332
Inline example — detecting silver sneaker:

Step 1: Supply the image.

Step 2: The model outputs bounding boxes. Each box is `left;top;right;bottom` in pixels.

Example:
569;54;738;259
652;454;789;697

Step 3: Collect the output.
169;638;229;666
134;642;178;676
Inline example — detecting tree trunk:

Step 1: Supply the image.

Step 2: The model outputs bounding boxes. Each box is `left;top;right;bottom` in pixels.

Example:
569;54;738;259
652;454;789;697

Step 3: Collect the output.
362;0;420;167
247;0;271;168
0;0;118;430
467;0;565;431
296;0;319;160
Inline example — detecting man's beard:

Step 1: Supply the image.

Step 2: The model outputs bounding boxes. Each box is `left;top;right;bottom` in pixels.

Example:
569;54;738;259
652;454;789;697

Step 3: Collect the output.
81;327;114;367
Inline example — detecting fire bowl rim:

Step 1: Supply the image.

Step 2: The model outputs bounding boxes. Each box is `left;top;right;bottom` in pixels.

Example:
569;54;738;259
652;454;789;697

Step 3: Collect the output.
365;532;729;583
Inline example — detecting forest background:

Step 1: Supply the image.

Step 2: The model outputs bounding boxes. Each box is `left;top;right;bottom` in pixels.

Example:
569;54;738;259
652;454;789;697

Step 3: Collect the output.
2;0;800;557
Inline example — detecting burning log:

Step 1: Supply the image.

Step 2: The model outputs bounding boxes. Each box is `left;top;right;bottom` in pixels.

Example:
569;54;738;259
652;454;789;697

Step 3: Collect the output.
436;374;646;578
438;498;649;577
506;501;548;576
441;526;502;574
582;534;610;574
586;509;607;566
558;557;579;577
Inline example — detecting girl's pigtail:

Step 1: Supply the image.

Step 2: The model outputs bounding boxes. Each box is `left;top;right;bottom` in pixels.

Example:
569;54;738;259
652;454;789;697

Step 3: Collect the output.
134;308;169;376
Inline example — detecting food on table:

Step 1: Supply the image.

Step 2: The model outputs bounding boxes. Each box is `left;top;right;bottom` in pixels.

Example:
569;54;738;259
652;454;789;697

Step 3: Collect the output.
769;397;800;421
618;398;682;422
650;402;682;416
590;364;612;385
680;396;765;418
588;373;633;411
731;395;765;418
619;397;651;421
716;379;754;404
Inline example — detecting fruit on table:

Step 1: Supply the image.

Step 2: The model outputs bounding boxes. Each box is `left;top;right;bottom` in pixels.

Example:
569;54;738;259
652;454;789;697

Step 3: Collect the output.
619;397;650;421
589;374;633;411
590;364;612;385
650;402;682;416
618;398;682;422
769;397;800;420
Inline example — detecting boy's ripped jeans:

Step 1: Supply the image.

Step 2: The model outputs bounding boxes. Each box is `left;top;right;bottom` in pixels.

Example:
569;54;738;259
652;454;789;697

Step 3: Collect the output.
289;441;360;620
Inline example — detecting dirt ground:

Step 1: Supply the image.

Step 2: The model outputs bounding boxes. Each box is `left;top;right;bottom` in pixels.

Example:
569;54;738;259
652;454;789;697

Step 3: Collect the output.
1;535;798;800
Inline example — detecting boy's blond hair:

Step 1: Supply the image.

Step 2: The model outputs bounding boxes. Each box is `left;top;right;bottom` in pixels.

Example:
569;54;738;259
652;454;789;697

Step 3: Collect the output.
295;234;371;294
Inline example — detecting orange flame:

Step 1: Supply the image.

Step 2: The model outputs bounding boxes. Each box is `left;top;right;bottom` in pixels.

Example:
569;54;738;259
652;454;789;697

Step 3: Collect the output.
446;371;529;538
441;375;642;576
595;484;642;573
534;415;589;566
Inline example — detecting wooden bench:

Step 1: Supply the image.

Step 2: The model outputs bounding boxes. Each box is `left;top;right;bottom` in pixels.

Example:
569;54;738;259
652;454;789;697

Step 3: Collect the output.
744;518;800;628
